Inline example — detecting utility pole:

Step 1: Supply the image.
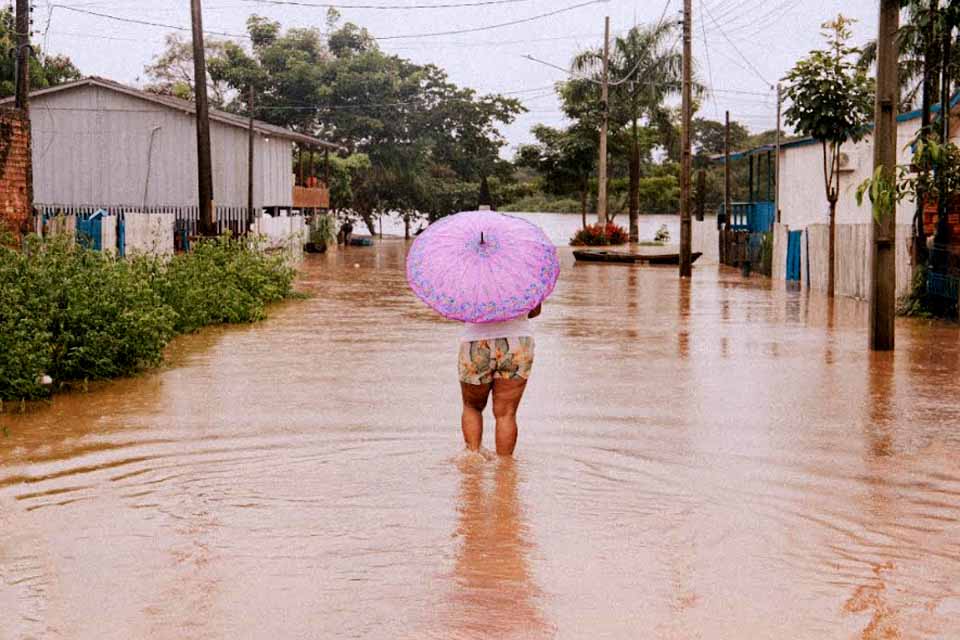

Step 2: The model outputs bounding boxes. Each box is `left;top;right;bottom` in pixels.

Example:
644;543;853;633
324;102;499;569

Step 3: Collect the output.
247;84;255;229
190;0;215;236
15;0;33;229
870;0;899;351
597;16;610;226
722;110;731;264
775;83;782;224
14;0;30;114
679;0;693;277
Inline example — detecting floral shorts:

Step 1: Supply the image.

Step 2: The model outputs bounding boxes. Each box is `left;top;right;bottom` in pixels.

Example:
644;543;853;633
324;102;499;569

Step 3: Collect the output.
458;337;535;386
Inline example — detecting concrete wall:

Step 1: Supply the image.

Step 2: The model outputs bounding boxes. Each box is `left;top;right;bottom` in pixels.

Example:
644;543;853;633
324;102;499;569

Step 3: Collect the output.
0;109;31;237
31;85;294;208
253;212;306;252
692;214;719;264
778;118;925;231
124;212;175;256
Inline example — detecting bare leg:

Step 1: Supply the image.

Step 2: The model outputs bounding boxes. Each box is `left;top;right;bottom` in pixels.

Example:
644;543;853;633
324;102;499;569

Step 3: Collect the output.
492;378;528;456
461;382;491;451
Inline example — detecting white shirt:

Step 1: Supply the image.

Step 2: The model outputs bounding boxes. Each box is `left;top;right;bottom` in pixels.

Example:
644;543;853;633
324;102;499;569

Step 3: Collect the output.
461;317;533;342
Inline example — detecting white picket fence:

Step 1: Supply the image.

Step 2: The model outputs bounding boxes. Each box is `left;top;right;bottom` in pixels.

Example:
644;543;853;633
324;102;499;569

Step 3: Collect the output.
251;213;307;252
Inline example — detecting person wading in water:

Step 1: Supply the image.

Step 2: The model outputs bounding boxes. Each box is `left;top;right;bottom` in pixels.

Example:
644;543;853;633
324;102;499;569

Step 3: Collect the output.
457;303;541;456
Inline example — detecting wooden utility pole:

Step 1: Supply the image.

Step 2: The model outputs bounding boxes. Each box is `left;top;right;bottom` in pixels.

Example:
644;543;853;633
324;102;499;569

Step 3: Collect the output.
775;83;782;223
596;16;610;226
190;0;215;236
15;0;33;223
679;0;693;277
870;0;899;351
722;110;731;264
247;84;256;228
14;0;30;114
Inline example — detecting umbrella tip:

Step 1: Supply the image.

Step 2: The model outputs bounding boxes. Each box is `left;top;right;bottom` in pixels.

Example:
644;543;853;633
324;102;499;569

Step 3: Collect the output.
480;231;485;245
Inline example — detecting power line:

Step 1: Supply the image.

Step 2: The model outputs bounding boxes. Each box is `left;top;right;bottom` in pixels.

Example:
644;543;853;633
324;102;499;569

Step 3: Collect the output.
701;0;772;88
375;0;607;40
51;5;250;38
237;0;537;9
697;0;719;118
53;0;606;42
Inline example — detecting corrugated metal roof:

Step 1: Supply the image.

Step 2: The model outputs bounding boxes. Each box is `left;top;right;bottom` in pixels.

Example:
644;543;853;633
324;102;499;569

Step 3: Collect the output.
0;76;344;151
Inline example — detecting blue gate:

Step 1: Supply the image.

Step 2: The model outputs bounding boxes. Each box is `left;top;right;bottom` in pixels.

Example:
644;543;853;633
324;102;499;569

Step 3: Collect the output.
786;230;802;281
76;210;106;250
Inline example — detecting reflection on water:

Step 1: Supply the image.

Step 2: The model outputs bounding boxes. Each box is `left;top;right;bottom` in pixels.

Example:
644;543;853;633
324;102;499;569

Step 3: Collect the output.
2;239;960;639
438;456;551;640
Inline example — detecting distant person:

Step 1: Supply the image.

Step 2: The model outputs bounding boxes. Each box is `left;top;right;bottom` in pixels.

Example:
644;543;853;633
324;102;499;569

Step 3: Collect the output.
458;303;541;456
341;220;354;246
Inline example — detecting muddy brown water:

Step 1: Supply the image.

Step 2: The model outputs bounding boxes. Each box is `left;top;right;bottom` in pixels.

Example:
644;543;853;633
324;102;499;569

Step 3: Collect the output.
2;240;960;639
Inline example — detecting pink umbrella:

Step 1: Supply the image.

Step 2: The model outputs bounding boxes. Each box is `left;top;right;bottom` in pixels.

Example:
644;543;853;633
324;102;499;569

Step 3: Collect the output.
406;210;560;323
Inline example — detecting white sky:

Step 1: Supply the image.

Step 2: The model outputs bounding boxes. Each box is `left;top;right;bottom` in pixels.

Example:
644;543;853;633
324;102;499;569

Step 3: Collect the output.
37;0;880;155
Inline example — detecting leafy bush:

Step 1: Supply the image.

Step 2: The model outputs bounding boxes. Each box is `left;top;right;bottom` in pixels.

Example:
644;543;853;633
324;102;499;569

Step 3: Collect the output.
152;236;295;334
654;224;671;243
570;223;629;246
500;194;582;214
0;234;296;403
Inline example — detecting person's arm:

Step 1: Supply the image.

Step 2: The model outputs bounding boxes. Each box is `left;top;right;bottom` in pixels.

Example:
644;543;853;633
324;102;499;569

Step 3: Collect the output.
528;303;542;319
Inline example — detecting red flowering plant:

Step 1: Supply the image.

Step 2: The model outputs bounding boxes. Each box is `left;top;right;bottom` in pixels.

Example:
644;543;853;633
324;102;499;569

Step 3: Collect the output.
570;223;628;246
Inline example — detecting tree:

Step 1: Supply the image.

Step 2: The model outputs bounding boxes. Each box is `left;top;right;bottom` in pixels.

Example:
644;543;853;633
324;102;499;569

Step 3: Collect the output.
571;22;684;242
784;15;873;298
173;14;522;229
0;8;80;97
516;123;597;228
144;33;232;106
693;117;748;157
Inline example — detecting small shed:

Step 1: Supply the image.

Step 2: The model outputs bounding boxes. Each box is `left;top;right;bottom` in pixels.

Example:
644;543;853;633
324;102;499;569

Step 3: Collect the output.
4;76;338;214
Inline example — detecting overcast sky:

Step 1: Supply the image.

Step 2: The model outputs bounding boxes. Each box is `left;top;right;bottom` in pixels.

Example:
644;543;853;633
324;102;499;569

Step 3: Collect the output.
40;0;880;155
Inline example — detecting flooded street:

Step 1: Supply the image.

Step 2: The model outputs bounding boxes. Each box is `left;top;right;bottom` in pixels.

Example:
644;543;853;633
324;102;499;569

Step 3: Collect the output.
3;239;960;639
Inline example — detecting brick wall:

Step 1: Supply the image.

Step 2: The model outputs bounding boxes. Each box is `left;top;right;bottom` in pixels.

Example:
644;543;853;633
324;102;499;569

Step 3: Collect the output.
0;108;30;238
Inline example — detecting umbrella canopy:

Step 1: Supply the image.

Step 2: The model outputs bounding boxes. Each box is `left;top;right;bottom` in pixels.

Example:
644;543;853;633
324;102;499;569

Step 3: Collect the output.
406;210;560;323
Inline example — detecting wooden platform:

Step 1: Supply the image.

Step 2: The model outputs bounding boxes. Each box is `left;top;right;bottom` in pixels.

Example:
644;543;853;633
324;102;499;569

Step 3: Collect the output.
573;249;702;265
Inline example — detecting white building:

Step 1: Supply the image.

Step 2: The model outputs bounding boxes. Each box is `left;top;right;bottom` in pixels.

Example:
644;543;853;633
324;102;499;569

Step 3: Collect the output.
770;95;960;299
5;76;336;213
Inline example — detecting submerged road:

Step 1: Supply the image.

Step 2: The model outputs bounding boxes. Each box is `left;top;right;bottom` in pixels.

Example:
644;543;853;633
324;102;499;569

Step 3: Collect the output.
2;240;959;639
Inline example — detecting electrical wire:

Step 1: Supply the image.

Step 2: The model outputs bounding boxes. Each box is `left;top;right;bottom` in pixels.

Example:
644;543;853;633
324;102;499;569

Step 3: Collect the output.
697;0;719;118
236;0;537;9
701;0;773;88
51;0;606;42
375;0;607;40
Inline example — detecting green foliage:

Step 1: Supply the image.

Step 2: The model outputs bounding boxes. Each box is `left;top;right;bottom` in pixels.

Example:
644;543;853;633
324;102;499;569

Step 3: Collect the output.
571;223;629;246
154;236;295;334
310;214;336;248
783;16;873;147
0;235;295;403
897;264;934;318
499;195;582;214
856;138;960;223
0;8;81;97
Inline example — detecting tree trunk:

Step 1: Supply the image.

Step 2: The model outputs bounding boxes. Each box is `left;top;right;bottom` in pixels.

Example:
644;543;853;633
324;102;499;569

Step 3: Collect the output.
580;179;588;230
629;120;640;243
361;211;377;235
404;215;410;239
828;197;837;298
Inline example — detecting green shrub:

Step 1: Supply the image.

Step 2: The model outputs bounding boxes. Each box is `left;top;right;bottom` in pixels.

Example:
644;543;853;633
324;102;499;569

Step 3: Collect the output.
570;223;629;246
0;234;297;403
500;194;582;213
153;236;295;334
0;239;53;400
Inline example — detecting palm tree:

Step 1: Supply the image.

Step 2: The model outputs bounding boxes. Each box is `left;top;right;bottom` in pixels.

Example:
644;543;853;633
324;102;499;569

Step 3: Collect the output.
571;22;684;243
